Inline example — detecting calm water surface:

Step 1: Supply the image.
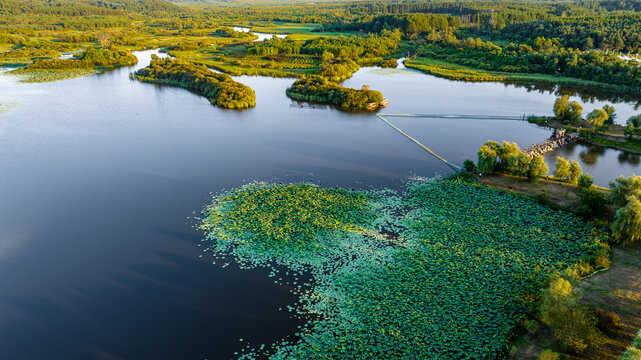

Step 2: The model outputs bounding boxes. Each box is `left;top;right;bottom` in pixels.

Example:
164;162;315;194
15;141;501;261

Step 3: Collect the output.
0;49;638;359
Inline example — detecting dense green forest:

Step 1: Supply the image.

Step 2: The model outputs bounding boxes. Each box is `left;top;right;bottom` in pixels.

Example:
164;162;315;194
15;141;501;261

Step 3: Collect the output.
3;0;641;96
134;55;255;109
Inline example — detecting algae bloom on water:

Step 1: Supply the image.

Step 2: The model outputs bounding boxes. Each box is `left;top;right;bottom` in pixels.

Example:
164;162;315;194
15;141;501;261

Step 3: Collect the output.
198;180;609;359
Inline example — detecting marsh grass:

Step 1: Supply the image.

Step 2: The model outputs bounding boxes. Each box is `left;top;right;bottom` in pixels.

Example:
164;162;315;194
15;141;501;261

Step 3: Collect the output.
8;68;97;83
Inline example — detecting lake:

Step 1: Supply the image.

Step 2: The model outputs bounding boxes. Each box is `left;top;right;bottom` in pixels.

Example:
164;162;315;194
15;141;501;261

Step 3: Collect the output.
0;49;638;359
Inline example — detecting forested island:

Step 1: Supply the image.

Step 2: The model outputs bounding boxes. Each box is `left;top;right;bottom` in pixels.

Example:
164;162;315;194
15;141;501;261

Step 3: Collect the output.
134;56;255;109
287;77;383;110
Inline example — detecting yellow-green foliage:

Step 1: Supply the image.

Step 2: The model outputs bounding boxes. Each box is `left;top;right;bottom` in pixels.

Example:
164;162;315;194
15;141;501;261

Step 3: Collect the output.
287;76;384;110
9;68;97;83
134;56;255;109
200;183;371;252
538;349;560;360
25;48;137;70
540;277;605;354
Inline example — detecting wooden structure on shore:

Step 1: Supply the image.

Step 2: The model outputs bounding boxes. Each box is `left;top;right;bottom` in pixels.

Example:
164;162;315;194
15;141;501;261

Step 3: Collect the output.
367;98;390;111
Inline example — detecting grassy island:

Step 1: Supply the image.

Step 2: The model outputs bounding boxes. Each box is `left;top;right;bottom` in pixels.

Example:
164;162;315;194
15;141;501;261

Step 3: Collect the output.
11;48;138;82
134;56;255;110
199;180;609;359
286;76;383;110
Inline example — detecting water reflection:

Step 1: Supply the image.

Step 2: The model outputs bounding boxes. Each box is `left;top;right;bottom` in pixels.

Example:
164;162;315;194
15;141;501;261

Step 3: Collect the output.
618;151;640;166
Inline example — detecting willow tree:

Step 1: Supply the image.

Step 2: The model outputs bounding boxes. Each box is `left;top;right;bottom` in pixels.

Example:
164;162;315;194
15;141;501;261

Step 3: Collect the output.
612;193;641;244
527;155;549;181
609;175;641;207
554;157;571;181
569;160;582;184
477;141;500;174
586;108;608;129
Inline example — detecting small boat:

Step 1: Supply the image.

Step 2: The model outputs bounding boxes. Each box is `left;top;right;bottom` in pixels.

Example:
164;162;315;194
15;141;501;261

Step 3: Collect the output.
366;102;378;111
380;99;390;107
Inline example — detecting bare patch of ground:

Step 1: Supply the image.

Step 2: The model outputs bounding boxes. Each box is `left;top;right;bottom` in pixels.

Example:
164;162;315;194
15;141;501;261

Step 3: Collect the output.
476;173;582;208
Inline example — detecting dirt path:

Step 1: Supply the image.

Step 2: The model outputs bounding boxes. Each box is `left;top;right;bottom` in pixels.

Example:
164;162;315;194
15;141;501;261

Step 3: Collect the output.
578;246;641;359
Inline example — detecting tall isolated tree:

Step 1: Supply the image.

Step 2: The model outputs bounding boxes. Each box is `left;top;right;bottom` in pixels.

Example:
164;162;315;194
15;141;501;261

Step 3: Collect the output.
612;192;641;244
507;152;531;176
553;95;583;123
554;157;571;180
586;109;608;129
477;141;499;174
609;175;641;207
569;160;582;184
527;155;549;181
569;101;583;123
553;95;570;120
498;141;520;169
602;104;616;125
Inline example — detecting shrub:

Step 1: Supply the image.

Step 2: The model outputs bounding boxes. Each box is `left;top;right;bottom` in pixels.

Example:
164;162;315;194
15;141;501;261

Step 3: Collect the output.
554;157;571;180
525;319;541;335
569;160;582;184
540;277;605;354
592;250;610;270
463;159;475;172
578;188;607;217
612;193;641;244
536;190;551;205
538;349;560;360
595;308;621;332
527;155;549;182
578;174;593;190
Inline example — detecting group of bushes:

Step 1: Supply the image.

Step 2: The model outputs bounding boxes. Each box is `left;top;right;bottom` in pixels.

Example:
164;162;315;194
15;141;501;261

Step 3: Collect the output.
553;95;616;128
286;76;383;110
625;115;641;138
476;140;548;180
535;275;619;358
134;56;255;109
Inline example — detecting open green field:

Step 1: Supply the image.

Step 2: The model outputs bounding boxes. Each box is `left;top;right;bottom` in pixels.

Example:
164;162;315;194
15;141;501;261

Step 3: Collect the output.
199;180;609;359
586;136;641;154
8;68;98;83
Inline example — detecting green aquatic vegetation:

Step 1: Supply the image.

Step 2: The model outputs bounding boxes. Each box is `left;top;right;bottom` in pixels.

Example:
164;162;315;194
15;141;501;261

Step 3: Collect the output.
200;183;372;254
9;68;98;83
199;180;608;360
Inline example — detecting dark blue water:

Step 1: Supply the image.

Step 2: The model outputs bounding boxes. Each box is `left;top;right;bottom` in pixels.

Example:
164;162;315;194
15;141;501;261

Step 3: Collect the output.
0;50;637;359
